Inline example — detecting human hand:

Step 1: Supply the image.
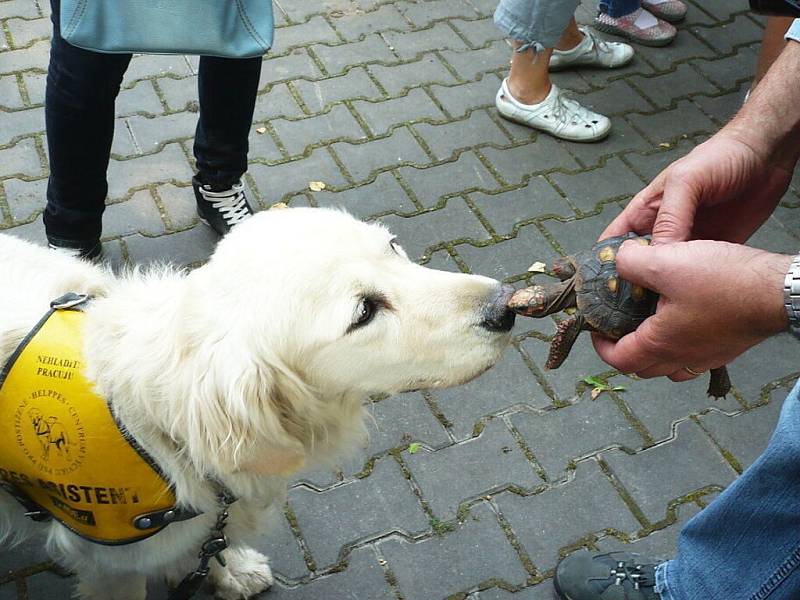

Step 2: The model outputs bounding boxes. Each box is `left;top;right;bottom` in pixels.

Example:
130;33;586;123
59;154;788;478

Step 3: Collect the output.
601;133;792;244
591;240;791;382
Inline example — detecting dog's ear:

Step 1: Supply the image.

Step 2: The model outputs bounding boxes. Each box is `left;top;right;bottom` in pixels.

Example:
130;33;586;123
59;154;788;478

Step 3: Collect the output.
183;344;318;478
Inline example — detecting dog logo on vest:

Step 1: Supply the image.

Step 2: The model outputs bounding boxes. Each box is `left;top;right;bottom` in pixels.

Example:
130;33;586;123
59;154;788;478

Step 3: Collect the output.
28;408;72;461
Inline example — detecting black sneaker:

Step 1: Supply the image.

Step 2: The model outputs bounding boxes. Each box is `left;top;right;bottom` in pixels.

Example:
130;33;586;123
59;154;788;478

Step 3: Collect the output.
192;176;255;235
47;238;102;261
554;550;663;599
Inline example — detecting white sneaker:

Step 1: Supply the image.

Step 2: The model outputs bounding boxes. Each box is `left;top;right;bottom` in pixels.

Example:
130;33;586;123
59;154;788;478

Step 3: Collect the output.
550;27;634;71
495;79;611;142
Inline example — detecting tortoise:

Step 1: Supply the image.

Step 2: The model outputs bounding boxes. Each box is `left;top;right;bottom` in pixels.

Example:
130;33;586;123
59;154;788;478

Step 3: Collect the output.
507;232;731;399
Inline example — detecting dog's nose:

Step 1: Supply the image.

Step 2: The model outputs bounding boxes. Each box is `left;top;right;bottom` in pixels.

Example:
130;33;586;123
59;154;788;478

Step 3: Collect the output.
481;284;516;332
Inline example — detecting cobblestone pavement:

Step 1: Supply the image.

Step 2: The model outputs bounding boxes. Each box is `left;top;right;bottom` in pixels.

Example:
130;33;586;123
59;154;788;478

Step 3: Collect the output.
2;0;800;598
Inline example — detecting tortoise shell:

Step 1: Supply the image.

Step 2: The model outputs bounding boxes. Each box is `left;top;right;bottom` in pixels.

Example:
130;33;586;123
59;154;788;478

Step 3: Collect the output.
574;232;658;340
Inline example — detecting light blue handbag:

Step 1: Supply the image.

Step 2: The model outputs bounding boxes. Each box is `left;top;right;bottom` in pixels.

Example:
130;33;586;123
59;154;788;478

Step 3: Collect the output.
60;0;274;58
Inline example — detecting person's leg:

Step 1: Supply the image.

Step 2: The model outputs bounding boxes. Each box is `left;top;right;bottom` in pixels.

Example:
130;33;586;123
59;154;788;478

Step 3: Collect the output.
44;0;131;253
192;55;262;234
554;379;800;599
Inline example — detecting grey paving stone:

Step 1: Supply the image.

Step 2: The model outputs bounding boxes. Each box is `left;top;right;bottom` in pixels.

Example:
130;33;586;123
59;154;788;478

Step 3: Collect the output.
110;117;139;157
576;56;655;89
7;16;50;48
259;49;323;89
310;35;397;76
428;73;502;119
726;334;800;406
549;157;643;213
155;183;199;230
0;0;40;19
0;75;24;109
432;347;553;440
497;460;641;572
452;17;505;47
469;178;572;237
0;106;44;145
692;47;758;92
631;30;717;72
439;40;507;81
252;83;305;122
397;0;480;27
574;79;654;116
381;22;469;60
699;393;785;473
408;419;542;520
627;100;717;146
566;118;652;170
116;79;163;116
24;571;72;600
3;177;46;222
102;191;166;238
123;225;218;266
413;109;509;161
249;126;284;162
273;15;341;52
330;4;410;41
267;546;393;599
476;583;554;600
249;147;350;203
157;75;199;113
398;151;500;208
312;171;417;218
0;217;47;244
107;144;194;200
381;503;528;600
693;90;747;126
272;0;324;23
0;39;50;75
623;138;697;184
0;583;15;600
377;196;492;261
271;103;366;156
601;420;738;523
628;64;720;110
331;126;430;182
252;510;309;581
511;396;645;481
290;457;428;568
479;139;581;186
690;17;763;55
747;212;800;254
0;137;42;178
122;54;193;85
595;502;702;557
0;532;50;572
615;373;741;443
369;53;459;96
688;0;749;21
520;329;612;404
293;67;383;113
542;203;624;255
456;225;559;283
352;87;446;136
22;72;45;106
126;112;198;153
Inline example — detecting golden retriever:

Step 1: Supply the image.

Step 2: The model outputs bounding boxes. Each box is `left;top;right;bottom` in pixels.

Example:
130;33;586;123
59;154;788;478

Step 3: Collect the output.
0;207;514;599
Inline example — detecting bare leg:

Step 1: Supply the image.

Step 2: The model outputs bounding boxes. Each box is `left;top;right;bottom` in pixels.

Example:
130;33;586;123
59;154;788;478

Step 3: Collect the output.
752;16;794;91
555;17;585;51
506;42;554;104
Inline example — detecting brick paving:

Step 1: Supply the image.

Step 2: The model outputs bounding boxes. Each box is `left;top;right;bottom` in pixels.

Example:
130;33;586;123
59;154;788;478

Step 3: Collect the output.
1;0;799;598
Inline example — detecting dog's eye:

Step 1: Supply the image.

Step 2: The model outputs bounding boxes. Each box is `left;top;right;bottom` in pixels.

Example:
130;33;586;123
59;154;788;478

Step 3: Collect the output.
352;298;377;330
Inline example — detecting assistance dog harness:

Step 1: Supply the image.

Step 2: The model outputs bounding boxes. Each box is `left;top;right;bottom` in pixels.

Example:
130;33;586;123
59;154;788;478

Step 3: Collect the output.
0;293;235;599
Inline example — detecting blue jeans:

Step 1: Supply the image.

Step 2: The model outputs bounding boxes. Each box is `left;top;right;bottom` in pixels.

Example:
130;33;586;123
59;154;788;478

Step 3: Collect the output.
44;0;262;244
494;0;581;51
655;379;800;599
599;0;641;18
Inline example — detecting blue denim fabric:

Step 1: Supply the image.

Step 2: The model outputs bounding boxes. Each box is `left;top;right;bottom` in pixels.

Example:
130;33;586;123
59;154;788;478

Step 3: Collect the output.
656;378;800;600
599;0;641;18
494;0;580;51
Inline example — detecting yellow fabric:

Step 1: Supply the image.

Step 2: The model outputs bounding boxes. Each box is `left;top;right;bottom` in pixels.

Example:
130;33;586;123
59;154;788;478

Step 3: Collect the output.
0;308;177;544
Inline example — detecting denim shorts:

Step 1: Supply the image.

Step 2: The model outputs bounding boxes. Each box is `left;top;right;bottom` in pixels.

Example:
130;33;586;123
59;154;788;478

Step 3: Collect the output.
494;0;581;51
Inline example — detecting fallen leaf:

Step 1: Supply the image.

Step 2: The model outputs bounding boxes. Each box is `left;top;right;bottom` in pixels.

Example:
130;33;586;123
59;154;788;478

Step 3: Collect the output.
659;142;671;148
270;202;289;210
590;388;602;400
308;181;326;192
255;126;267;134
583;375;608;389
527;261;547;273
408;442;422;454
378;559;387;566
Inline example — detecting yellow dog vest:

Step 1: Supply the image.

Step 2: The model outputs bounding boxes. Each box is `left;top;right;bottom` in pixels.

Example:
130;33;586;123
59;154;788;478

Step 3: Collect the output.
0;297;188;545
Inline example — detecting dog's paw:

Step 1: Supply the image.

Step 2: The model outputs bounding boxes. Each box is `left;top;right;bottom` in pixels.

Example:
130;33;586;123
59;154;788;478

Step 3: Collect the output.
213;547;274;600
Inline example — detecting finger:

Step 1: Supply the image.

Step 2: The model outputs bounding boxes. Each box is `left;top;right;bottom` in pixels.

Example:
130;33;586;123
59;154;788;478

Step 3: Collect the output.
636;363;686;379
591;330;657;374
651;171;698;245
667;368;701;383
614;241;667;294
600;183;663;240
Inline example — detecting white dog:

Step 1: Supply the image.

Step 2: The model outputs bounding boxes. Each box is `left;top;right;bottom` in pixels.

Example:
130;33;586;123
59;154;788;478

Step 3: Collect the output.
0;208;514;599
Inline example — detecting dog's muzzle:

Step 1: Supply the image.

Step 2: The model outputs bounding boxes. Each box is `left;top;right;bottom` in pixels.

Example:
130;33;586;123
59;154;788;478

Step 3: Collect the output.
481;284;516;332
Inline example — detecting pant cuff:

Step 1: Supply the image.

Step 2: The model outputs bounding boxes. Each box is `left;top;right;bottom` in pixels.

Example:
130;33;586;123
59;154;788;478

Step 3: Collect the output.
655;561;680;600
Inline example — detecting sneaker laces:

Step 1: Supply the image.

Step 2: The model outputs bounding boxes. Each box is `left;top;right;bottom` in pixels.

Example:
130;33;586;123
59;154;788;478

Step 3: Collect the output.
198;180;252;227
583;29;611;60
551;87;594;127
590;558;657;591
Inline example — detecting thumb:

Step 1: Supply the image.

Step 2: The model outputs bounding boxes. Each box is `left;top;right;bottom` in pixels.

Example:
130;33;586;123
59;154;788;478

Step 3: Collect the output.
614;240;666;294
650;172;698;244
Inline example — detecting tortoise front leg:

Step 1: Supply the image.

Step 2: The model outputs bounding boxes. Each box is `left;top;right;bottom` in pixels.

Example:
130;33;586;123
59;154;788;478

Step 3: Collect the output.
552;256;577;281
707;366;731;399
545;314;585;370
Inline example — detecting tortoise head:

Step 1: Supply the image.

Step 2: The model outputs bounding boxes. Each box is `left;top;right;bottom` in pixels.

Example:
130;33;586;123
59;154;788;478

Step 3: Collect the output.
508;281;575;318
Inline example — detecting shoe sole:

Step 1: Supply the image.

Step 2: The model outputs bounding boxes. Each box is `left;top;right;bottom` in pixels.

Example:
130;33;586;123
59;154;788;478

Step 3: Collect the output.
593;20;675;47
496;106;611;143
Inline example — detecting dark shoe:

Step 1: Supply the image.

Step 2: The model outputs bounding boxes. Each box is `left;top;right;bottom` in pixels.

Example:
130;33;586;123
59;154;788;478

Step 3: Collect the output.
47;238;102;261
192;176;255;235
554;550;664;599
